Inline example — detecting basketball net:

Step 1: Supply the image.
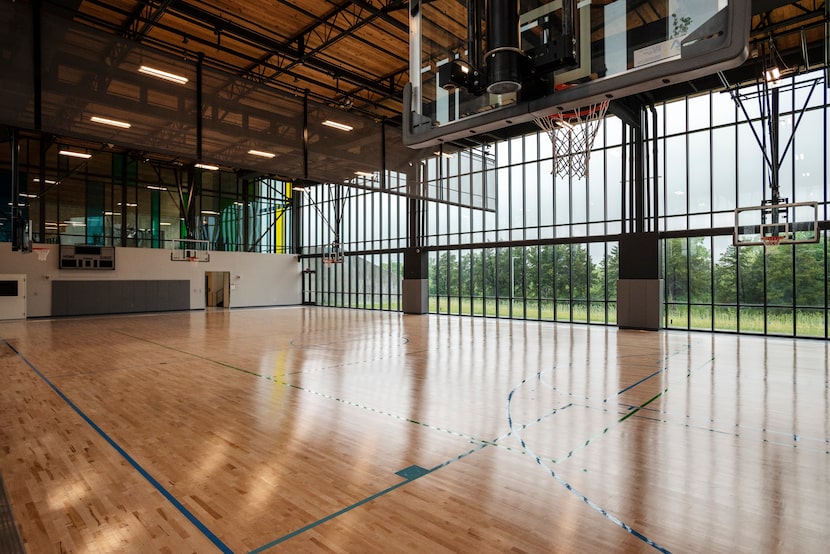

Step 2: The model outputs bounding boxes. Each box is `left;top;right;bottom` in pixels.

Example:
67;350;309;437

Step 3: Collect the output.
32;247;50;262
761;235;781;253
535;100;610;178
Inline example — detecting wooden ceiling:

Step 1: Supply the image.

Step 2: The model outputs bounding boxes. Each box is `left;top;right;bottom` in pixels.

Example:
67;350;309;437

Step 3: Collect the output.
53;0;411;123
48;1;828;126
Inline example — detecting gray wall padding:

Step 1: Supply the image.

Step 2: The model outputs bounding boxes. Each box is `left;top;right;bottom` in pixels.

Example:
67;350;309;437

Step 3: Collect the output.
52;280;190;316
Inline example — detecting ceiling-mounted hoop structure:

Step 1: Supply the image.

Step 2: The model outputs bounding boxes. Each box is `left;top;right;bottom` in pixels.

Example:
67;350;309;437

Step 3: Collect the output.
760;234;782;252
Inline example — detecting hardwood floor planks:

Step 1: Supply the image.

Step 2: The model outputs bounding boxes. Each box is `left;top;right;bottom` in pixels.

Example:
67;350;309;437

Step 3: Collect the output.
0;307;827;552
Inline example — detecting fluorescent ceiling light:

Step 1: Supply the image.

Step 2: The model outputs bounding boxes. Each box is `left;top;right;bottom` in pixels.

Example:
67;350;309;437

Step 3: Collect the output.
19;193;38;198
292;186;308;192
32;178;57;184
160;222;172;226
322;120;353;132
248;149;276;158
103;211;120;216
117;202;138;207
355;171;375;178
138;65;189;85
59;150;92;159
90;115;131;129
146;185;168;191
195;163;219;171
201;210;220;215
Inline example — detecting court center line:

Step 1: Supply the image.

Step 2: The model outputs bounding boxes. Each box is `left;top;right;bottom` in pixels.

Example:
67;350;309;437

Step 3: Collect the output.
0;338;233;554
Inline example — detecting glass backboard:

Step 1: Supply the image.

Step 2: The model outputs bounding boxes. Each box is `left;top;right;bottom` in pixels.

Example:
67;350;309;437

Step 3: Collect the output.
404;0;751;147
734;201;819;246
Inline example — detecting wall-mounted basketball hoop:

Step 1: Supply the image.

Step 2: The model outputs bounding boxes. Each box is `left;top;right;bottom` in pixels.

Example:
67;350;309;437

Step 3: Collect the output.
171;238;210;263
534;98;610;178
32;247;50;262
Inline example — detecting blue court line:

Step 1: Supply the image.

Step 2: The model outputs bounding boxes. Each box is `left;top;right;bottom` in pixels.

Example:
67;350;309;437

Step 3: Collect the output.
1;338;233;554
249;466;434;553
249;443;491;553
609;366;668;400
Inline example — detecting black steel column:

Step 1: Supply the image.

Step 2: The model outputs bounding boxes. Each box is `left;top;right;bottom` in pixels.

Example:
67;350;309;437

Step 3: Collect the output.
303;90;309;179
10;128;21;250
33;0;42;131
196;53;203;161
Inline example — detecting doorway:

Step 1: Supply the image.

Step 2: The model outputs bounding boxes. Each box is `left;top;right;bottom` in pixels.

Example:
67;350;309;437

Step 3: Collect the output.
205;271;231;308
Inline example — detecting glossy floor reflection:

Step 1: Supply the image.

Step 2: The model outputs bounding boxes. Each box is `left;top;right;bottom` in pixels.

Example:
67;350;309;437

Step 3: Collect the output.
0;307;827;553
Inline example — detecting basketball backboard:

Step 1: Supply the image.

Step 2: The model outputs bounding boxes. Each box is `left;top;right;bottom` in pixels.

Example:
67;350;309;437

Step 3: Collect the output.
734;201;819;246
404;0;751;148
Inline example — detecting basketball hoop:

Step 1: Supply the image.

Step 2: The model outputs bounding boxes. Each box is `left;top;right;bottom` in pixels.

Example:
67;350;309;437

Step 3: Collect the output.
761;235;781;252
534;97;610;178
188;255;199;267
32;247;50;262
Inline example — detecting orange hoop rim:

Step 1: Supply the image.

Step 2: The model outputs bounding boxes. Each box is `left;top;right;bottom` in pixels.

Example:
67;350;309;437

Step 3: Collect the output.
548;102;608;121
761;235;782;247
547;84;609;121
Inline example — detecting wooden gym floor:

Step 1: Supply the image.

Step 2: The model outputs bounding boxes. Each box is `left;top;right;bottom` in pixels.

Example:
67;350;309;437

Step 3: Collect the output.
0;307;827;553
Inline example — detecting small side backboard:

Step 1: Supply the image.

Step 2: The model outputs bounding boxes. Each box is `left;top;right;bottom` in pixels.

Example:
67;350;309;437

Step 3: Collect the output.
170;238;211;262
405;0;751;147
734;201;819;246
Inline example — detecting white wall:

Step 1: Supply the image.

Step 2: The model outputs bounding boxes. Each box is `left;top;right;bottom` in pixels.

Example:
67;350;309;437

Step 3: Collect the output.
0;243;301;317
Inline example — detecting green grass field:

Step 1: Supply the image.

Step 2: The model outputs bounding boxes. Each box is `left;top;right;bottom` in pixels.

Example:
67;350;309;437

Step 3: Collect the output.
426;297;826;337
333;296;827;338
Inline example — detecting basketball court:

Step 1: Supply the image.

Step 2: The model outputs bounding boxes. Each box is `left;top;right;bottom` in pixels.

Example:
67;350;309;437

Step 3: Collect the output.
0;307;826;552
0;1;828;552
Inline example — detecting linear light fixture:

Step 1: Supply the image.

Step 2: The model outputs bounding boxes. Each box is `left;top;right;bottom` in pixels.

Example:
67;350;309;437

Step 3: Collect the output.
138;65;189;85
292;186;308;192
355;171;375;178
19;193;38;199
764;67;781;83
201;210;220;215
118;202;139;207
59;150;92;159
195;163;219;171
32;178;57;184
248;149;276;158
160;222;172;226
146;185;168;191
322;120;353;132
90;115;131;129
103;211;120;216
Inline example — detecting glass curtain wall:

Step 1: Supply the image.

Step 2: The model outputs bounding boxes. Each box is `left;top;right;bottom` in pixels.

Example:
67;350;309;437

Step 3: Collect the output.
299;69;829;339
0;132;292;253
660;71;829;338
300;178;407;310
